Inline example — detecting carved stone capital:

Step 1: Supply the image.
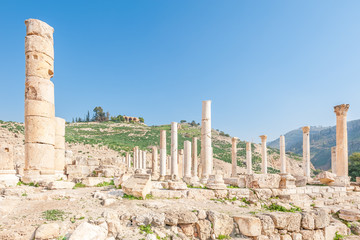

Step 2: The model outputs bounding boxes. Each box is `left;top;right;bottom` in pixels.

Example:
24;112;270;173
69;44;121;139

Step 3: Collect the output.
334;104;350;116
302;126;310;134
259;135;267;142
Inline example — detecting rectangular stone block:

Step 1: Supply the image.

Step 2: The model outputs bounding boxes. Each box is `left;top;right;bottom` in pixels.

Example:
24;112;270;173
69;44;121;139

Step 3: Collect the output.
25;77;54;104
25;99;55;118
55;148;65;172
25;142;54;172
0;143;14;170
25;52;54;79
25;115;55;145
25;19;54;42
55;117;66;136
55;135;65;150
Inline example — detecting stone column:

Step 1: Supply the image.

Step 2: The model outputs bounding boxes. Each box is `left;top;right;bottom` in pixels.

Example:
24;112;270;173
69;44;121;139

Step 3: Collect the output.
171;122;178;179
139;150;143;169
246;142;252;174
331;147;336;174
54;117;66;178
126;152;131;168
259;135;268;174
201;100;212;183
184;141;192;181
133;147;138;169
0;144;19;186
231;137;238;177
280;135;286;174
142;151;147;169
24;19;56;183
159;130;166;180
302;126;311;178
178;149;184;178
334;104;350;177
192;137;199;180
152;146;158;177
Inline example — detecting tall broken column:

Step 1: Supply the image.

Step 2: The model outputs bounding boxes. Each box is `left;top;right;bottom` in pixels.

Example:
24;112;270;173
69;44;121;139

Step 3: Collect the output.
201;100;212;183
231;137;238;177
192;137;199;181
152;146;159;178
24;19;56;182
171;122;178;179
142;151;147;169
302;126;311;178
334;104;350;177
259;135;268;174
178;149;184;178
184;141;192;181
159;130;166;180
246;142;252;174
126;152;131;169
280;135;286;174
139;150;143;169
331;147;336;174
54;117;66;178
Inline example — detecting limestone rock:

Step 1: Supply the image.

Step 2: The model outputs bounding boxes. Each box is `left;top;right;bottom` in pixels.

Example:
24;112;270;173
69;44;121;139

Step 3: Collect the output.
113;173;132;188
279;174;296;189
206;170;227;190
234;215;262;237
47;181;75;190
208;210;233;237
246;174;281;189
267;212;301;232
257;214;275;235
339;209;360;222
69;222;108;240
294;175;308;187
35;223;60;240
168;180;187;190
301;212;315;230
195;219;212;240
122;174;152;199
318;171;336;184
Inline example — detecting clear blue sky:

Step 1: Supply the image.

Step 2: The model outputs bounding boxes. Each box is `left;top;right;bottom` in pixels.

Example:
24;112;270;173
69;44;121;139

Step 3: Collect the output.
1;1;360;143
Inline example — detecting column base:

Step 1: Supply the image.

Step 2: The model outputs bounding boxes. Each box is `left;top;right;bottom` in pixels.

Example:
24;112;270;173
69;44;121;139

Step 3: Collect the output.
200;175;209;184
22;170;57;184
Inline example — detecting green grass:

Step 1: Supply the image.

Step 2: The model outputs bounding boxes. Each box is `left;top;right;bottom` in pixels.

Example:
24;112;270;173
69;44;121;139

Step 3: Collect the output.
122;193;152;200
95;180;114;187
42;209;67;221
73;182;86;189
139;224;154;234
17;181;39;187
217;235;231;240
334;231;345;240
262;203;302;213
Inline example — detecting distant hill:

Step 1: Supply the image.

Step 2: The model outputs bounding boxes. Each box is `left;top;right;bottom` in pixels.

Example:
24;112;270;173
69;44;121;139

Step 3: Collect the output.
268;119;360;170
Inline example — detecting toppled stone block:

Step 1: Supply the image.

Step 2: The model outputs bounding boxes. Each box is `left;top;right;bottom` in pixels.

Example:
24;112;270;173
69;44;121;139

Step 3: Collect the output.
69;221;107;240
122;174;152;199
47;181;75;190
234;215;261;237
224;175;246;188
339;209;360;222
246;174;281;189
208;210;233;238
279;174;296;189
267;212;302;232
318;171;336;184
294;175;308;187
82;177;112;187
34;223;60;240
113;173;132;188
329;176;351;187
168;180;187;190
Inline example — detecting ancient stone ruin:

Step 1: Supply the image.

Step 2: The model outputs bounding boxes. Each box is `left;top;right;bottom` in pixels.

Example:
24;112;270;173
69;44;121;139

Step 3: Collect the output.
0;18;359;240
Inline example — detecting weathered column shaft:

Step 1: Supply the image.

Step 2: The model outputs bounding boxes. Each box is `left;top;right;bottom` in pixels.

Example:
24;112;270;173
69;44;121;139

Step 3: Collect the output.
331;146;336;173
126;152;131;168
159;130;166;178
184;141;192;178
24;19;56;179
302;126;311;177
246;142;252;174
178;149;184;178
231;137;238;177
334;104;350;177
54;117;65;175
152;146;158;174
201;100;212;182
142;151;147;169
260;135;268;174
280;135;286;174
192;137;198;178
139;150;143;169
171;122;178;177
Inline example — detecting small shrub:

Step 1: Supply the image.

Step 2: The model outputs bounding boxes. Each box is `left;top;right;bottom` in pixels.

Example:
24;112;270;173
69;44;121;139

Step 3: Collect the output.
123;194;143;200
217;235;231;240
263;203;302;213
334;231;345;240
42;209;67;221
139;224;153;234
73;182;86;189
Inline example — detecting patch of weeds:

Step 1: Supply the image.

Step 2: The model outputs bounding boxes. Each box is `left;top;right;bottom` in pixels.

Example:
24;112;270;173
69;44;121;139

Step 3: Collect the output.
70;216;85;223
241;197;250;205
334;231;345;240
17;181;39;187
73;182;86;189
145;194;153;200
57;236;67;240
123;193;143;200
139;224;153;234
42;209;67;221
311;203;316;207
217;235;231;240
262;203;302;213
187;185;208;189
227;185;239;189
249;211;257;215
95;181;113;187
22;192;27;197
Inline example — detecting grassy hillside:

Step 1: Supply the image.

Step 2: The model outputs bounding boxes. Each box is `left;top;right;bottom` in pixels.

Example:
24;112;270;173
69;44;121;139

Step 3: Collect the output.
268;119;360;170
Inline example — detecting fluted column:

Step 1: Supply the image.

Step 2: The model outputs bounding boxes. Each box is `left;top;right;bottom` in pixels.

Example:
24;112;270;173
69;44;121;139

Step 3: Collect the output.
171;122;178;178
126;152;131;168
334;104;350;177
302;126;311;178
184;141;192;179
192;137;199;179
331;147;336;174
159;130;166;180
201;100;212;183
231;137;238;177
260;135;268;174
280;135;286;174
246;142;252;174
24;19;56;182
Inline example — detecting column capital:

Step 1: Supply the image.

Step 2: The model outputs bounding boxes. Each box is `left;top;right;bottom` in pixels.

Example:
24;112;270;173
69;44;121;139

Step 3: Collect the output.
302;126;310;134
259;135;267;142
334;104;350;116
231;137;238;142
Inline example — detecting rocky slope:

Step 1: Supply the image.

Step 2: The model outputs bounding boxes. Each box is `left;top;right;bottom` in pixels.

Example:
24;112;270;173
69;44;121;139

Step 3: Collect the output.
268;119;360;170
